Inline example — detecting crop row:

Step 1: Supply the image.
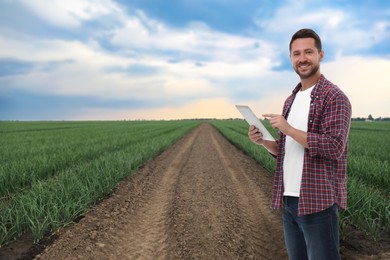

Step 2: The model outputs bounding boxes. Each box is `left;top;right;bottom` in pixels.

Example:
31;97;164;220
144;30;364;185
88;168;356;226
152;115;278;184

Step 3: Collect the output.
0;120;200;245
1;121;186;198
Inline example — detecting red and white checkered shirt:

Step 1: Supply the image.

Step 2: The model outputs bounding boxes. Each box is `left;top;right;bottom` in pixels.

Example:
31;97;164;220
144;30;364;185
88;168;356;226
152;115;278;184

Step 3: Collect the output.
271;74;352;216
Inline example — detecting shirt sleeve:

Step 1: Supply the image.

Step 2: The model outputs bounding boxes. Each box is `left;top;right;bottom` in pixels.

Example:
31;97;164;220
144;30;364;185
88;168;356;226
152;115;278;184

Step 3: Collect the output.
307;92;352;159
268;139;279;159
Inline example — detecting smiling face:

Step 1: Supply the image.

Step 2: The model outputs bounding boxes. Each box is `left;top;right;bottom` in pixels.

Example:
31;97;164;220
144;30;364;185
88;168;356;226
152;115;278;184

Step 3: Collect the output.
290;37;324;80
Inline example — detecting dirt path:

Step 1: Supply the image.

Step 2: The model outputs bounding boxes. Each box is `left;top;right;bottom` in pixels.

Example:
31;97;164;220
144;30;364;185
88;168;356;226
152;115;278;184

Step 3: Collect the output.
33;123;287;259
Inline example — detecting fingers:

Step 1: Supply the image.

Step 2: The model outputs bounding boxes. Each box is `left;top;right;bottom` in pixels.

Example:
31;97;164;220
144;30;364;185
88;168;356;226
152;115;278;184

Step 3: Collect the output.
248;125;264;144
249;125;258;134
262;113;278;118
262;114;283;129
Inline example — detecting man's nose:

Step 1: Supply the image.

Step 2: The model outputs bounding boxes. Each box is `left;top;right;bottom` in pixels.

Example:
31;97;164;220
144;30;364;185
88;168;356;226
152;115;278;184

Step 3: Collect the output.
298;53;308;62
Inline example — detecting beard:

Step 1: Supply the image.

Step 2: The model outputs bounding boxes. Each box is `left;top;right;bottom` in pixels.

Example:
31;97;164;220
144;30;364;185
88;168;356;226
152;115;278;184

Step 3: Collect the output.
294;62;320;79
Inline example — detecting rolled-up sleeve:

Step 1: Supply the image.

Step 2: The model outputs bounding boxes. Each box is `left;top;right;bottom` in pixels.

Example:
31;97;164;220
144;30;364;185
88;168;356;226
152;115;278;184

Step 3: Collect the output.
307;93;351;159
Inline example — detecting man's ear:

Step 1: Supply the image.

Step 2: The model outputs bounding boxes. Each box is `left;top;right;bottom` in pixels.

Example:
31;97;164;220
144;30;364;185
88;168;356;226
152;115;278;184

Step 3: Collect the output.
319;50;324;62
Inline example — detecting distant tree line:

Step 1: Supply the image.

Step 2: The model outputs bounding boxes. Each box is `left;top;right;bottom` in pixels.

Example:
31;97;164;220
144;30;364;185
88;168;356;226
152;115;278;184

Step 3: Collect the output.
352;114;390;121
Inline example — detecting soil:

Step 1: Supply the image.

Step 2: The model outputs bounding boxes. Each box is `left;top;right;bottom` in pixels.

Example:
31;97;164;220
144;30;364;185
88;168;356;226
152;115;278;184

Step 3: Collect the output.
1;123;389;260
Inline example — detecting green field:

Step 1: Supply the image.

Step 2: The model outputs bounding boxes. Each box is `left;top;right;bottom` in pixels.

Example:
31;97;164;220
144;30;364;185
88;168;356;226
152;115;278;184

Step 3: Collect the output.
211;120;390;240
0;120;200;245
1;120;389;246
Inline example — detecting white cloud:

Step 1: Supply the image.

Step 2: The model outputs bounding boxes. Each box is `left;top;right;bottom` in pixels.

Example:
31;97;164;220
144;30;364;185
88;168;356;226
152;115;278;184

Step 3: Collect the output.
255;5;345;32
2;0;389;120
323;56;390;117
253;0;388;55
19;0;122;27
0;5;281;103
110;10;278;64
162;76;216;97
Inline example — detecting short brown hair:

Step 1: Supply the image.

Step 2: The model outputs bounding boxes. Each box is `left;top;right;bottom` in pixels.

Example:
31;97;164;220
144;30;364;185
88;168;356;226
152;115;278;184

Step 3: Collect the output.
289;28;322;53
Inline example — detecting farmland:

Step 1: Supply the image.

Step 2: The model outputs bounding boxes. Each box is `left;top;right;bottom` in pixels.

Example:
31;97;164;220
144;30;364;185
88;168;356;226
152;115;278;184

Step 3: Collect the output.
0;120;389;259
211;120;390;240
2;122;289;259
0;120;200;246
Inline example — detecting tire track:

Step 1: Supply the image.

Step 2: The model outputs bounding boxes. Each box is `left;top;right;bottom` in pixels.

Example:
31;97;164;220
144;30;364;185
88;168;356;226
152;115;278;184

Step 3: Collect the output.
119;127;198;259
167;124;241;259
209;125;286;259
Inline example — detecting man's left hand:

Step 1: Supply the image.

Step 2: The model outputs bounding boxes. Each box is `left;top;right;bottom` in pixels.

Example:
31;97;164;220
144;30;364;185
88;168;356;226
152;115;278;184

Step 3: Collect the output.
262;114;292;135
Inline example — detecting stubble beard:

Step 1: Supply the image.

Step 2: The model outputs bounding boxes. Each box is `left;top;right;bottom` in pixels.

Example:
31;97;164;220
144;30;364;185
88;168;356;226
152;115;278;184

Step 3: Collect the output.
295;62;320;79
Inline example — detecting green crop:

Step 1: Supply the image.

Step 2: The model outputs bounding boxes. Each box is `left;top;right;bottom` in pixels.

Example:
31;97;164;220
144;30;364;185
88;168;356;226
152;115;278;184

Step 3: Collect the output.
0;120;200;245
1;119;388;245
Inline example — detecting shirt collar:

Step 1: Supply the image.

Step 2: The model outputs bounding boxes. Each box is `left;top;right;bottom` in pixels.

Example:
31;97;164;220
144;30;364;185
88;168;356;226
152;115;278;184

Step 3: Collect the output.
292;74;326;98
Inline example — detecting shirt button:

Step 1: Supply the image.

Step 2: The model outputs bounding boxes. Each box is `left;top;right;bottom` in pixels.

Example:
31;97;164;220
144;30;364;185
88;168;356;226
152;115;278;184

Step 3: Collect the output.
310;120;313;123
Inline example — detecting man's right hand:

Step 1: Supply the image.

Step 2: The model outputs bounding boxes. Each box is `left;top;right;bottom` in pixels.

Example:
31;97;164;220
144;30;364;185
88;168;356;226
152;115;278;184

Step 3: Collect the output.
248;125;264;145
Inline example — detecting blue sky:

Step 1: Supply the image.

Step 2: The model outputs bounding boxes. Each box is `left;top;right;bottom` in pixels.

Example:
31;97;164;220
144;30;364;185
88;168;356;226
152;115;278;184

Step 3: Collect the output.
0;0;389;120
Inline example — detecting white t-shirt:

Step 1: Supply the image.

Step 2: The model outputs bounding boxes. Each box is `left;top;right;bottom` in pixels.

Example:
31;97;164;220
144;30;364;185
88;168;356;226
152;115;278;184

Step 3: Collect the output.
283;85;314;197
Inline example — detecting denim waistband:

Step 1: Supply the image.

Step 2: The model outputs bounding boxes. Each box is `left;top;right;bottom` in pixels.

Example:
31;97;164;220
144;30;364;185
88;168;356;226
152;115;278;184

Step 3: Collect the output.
283;196;299;207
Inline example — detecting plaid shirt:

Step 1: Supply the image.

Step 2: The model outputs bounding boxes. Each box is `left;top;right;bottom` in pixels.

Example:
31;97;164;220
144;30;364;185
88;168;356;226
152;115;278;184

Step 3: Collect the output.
271;74;352;216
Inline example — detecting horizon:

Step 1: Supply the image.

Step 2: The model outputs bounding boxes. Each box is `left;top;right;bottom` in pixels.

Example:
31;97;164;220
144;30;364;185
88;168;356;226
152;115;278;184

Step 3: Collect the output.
2;115;389;122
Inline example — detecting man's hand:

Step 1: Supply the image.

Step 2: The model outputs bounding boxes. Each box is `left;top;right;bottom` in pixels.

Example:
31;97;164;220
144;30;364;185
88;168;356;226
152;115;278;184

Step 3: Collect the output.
248;124;279;155
262;114;292;135
263;113;308;148
248;125;265;145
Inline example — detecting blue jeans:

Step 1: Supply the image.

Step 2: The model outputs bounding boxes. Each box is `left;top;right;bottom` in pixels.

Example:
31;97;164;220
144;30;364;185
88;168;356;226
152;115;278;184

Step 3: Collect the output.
282;196;340;260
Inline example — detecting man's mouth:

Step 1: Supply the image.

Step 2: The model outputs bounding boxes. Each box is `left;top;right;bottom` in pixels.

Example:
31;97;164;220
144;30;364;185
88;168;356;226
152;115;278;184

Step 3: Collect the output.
298;63;311;71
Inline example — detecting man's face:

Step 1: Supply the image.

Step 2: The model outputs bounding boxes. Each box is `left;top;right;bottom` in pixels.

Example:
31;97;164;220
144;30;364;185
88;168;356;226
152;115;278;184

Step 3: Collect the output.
290;38;324;79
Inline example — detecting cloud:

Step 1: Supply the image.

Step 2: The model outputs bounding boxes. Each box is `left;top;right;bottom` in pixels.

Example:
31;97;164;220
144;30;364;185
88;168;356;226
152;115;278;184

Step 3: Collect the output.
323;56;390;118
0;3;281;105
0;58;34;76
1;0;389;120
253;0;390;56
255;3;345;31
110;12;278;64
19;0;122;28
72;97;240;120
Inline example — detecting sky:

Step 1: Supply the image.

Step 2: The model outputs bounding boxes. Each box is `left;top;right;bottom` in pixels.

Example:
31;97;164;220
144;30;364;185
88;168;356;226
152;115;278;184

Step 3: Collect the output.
0;0;389;120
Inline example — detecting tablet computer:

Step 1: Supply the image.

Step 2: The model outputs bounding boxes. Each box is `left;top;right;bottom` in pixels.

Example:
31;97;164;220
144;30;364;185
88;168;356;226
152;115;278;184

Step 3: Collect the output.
235;105;275;141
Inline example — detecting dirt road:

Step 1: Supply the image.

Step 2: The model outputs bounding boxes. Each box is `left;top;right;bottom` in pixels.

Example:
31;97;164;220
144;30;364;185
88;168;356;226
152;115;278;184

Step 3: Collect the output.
33;123;286;259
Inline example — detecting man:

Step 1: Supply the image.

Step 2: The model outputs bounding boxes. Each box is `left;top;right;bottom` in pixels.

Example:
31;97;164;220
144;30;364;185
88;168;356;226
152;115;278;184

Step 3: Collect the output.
248;28;352;260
